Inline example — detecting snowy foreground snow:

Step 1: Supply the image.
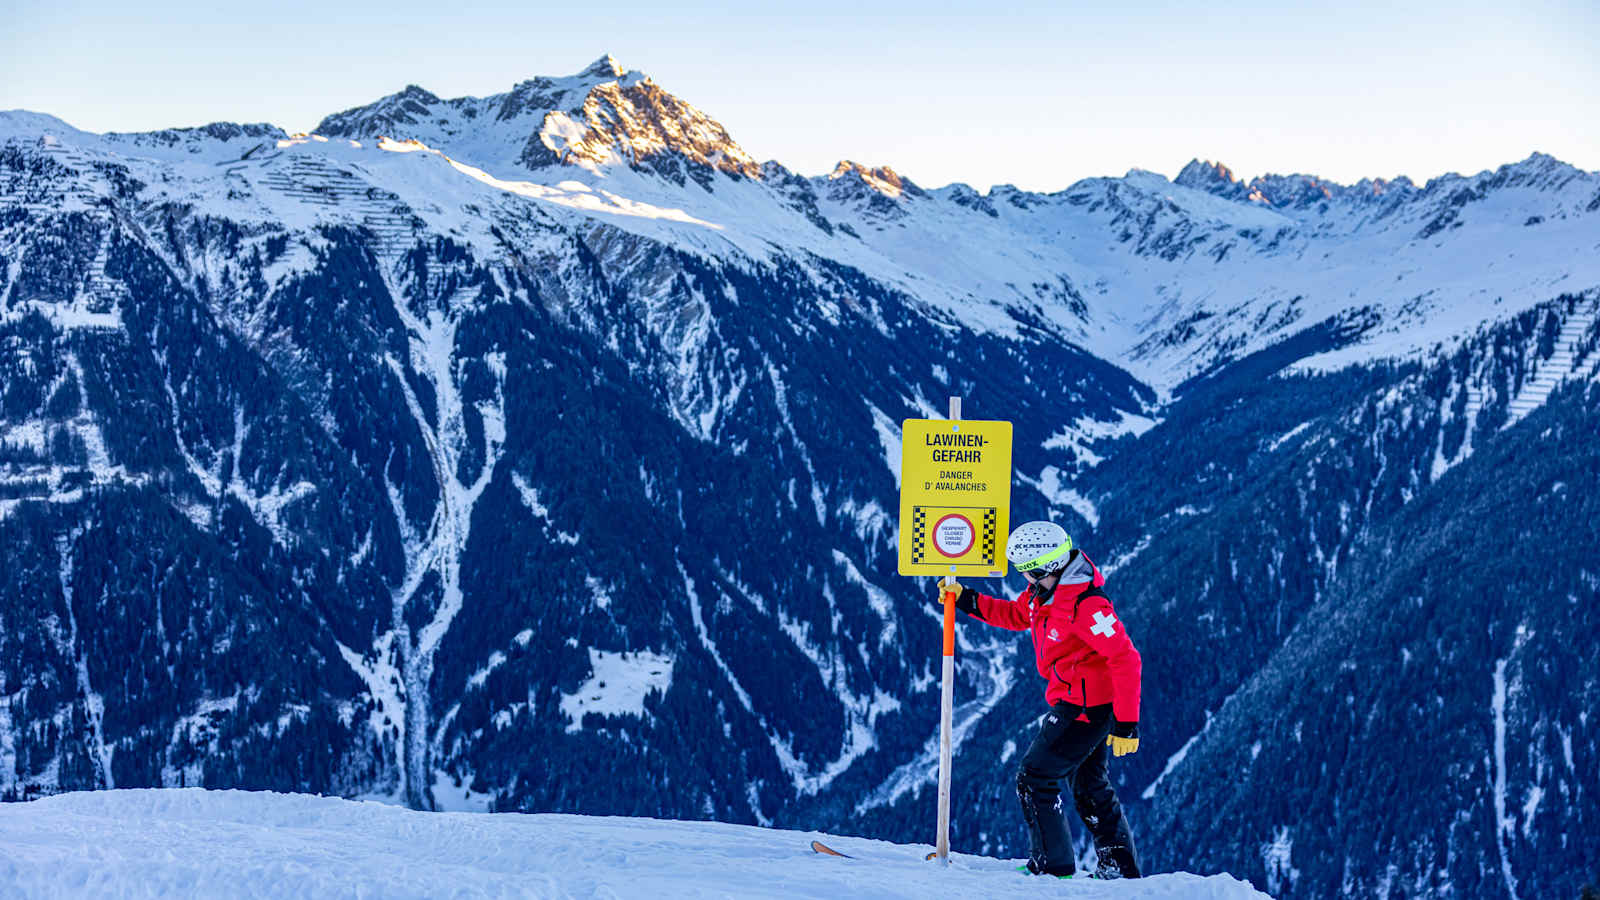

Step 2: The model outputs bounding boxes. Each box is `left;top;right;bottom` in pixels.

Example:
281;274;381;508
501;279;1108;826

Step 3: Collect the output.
0;789;1271;899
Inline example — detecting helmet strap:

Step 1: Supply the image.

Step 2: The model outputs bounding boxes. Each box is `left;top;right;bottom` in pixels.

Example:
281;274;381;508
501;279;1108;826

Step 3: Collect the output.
1028;575;1057;605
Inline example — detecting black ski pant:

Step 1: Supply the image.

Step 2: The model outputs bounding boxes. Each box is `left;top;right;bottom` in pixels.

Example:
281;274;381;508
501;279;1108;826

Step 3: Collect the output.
1016;701;1141;878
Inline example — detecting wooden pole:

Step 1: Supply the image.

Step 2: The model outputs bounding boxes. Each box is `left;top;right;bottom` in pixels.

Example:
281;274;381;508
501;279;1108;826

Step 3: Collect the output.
936;395;960;865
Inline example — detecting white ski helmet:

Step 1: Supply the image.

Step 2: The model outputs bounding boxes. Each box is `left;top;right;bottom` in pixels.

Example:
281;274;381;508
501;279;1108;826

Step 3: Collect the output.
1006;521;1073;577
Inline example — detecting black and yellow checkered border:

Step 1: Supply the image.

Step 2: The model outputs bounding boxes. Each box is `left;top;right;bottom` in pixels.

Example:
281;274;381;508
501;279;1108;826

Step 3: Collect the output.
911;506;998;565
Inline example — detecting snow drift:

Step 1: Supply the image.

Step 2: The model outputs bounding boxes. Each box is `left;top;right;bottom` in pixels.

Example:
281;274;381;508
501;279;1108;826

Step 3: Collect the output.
0;789;1271;898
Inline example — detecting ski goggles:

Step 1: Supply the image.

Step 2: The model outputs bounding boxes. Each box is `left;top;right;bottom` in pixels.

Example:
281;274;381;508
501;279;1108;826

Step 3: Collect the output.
1020;567;1053;584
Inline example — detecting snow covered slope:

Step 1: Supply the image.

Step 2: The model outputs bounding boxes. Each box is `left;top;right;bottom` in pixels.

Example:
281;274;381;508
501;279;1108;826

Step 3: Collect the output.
0;789;1271;899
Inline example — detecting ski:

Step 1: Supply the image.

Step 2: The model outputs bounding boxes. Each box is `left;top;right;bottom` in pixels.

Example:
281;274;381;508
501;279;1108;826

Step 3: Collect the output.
810;840;852;858
814;841;947;863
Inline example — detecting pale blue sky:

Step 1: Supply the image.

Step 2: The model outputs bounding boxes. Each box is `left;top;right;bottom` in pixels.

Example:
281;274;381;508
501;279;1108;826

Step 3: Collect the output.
4;0;1597;191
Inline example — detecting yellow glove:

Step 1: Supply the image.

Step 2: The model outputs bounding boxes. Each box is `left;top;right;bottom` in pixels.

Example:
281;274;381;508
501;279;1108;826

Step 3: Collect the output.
1107;722;1139;757
937;579;963;602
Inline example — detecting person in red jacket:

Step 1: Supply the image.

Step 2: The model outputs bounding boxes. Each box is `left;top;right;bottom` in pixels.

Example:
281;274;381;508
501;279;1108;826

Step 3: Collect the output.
942;520;1142;879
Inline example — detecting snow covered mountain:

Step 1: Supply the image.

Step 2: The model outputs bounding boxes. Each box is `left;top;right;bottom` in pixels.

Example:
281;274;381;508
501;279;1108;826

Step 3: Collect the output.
2;55;1597;899
0;788;1271;898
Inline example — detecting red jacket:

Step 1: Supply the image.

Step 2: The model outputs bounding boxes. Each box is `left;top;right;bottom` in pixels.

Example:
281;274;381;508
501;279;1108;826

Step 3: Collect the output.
963;556;1142;724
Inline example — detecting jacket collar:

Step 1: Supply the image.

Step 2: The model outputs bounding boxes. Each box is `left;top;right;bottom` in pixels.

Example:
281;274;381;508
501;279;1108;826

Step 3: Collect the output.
1057;549;1103;588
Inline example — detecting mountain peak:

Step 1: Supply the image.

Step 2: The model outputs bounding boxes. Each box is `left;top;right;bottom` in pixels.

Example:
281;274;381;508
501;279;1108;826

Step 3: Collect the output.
521;74;760;183
1175;159;1247;197
315;84;445;138
1174;159;1390;209
1485;151;1587;192
829;161;920;199
398;84;441;103
309;59;758;185
580;54;627;80
315;57;638;142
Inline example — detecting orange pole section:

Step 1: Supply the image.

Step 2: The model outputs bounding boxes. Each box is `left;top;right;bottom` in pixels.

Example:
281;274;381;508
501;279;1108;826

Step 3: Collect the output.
941;585;957;656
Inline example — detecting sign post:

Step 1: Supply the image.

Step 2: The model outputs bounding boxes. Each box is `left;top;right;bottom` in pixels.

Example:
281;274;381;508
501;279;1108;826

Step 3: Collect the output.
897;397;1012;865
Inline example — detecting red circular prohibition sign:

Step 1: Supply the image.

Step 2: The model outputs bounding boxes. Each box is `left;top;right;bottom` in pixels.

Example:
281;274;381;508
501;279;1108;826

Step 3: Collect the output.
932;513;976;558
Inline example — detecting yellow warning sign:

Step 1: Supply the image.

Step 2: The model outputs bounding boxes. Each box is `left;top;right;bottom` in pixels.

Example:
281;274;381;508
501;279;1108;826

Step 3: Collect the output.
897;419;1012;576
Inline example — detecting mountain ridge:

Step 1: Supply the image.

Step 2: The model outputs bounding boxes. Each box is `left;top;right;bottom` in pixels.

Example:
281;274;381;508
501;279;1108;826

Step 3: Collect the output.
4;92;1598;394
11;51;1595;203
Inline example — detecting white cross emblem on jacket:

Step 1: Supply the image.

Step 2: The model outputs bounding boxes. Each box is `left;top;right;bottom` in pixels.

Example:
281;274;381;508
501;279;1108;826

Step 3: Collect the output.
1091;610;1117;637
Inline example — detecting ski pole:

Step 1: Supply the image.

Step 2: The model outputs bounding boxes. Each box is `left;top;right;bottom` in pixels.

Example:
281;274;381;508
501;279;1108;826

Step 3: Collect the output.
935;395;960;865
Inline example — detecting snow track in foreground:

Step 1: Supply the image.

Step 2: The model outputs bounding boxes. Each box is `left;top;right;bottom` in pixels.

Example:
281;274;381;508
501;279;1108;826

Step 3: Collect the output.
0;789;1271;899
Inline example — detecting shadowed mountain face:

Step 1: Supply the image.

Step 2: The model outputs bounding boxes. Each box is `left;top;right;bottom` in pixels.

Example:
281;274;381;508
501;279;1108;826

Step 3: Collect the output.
858;295;1599;899
3;56;1598;899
